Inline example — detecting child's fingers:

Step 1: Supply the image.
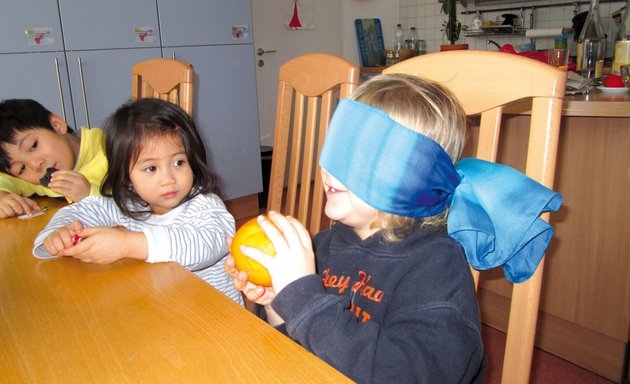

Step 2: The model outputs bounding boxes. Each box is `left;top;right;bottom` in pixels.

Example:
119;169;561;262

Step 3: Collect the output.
44;229;74;256
256;213;286;247
69;220;84;233
285;216;312;247
24;197;41;213
4;196;40;217
223;255;238;277
267;212;307;253
240;244;273;267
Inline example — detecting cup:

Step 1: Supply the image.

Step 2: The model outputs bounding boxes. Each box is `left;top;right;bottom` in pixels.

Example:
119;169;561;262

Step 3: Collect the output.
548;48;569;70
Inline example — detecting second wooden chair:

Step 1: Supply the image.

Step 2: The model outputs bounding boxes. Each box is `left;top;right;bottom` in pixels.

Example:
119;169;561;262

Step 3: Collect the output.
266;53;359;236
131;58;194;115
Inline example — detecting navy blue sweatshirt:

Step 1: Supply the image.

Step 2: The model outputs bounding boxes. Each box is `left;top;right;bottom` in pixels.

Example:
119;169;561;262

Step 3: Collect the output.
272;223;485;383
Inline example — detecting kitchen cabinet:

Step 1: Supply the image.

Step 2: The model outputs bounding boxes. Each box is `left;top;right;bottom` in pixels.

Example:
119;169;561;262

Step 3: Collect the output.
0;0;262;204
57;0;162;130
0;1;73;126
0;0;161;131
158;0;262;200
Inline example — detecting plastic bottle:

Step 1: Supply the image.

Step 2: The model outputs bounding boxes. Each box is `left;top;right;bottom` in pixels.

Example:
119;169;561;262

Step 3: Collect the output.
576;0;606;80
407;27;419;54
394;23;404;50
612;0;630;74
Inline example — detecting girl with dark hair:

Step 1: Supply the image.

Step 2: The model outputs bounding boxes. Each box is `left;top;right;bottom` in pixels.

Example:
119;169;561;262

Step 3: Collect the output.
33;98;242;305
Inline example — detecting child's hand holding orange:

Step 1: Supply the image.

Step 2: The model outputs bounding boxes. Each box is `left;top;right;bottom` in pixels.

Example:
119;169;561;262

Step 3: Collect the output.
233;212;315;295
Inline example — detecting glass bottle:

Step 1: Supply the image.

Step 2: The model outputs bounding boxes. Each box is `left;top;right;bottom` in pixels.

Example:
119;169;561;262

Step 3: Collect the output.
612;0;630;74
394;23;404;50
576;0;606;80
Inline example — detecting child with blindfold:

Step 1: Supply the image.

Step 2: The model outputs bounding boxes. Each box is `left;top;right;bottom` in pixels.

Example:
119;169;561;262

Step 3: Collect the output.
225;74;560;383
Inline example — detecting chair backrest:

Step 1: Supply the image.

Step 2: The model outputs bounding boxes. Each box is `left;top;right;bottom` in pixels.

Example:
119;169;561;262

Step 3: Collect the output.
132;58;194;115
384;51;566;384
267;53;359;236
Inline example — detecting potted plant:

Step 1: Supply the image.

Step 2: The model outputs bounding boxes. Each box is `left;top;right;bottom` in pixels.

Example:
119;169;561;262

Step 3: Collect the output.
440;0;469;51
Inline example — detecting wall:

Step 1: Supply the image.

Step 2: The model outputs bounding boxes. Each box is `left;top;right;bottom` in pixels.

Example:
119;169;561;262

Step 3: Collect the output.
398;0;625;55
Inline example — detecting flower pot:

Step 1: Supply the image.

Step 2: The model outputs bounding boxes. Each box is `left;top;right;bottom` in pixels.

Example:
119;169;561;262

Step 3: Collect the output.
440;43;469;51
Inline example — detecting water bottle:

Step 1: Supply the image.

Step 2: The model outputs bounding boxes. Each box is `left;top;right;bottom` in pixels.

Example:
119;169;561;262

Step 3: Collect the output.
407;27;419;54
394;23;404;50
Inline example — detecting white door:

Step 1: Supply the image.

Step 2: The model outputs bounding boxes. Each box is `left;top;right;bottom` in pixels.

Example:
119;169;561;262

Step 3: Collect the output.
251;0;344;147
252;0;300;147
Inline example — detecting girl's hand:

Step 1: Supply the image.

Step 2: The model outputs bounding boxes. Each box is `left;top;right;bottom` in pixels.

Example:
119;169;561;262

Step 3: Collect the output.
48;170;91;202
60;226;147;265
43;220;84;256
240;211;315;295
224;241;276;306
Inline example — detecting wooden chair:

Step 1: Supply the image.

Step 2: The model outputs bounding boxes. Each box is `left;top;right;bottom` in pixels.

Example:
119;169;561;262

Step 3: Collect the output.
131;58;194;115
267;53;359;236
384;51;566;384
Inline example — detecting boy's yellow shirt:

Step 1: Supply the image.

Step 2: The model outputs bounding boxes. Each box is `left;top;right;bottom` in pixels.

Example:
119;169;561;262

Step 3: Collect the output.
0;127;108;201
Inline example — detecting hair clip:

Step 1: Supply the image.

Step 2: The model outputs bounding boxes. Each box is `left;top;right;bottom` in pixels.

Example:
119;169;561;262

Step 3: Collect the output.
173;125;181;133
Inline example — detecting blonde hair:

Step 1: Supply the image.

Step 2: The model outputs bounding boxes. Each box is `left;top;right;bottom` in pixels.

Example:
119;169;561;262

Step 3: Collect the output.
349;73;467;242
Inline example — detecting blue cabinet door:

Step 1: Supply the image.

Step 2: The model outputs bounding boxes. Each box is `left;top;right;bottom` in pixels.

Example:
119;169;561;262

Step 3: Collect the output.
157;0;253;47
164;45;261;200
58;0;160;50
65;48;162;129
0;0;64;54
0;52;76;129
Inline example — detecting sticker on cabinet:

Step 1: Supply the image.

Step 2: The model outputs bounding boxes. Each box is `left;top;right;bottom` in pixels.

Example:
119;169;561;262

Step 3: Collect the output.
232;25;249;39
25;28;54;46
134;27;156;43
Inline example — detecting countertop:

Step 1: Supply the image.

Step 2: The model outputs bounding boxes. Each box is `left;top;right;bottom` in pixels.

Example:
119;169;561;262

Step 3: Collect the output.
506;88;630;117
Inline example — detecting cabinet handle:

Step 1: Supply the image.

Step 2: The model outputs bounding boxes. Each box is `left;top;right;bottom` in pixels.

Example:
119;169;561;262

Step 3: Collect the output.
77;57;91;128
54;57;67;122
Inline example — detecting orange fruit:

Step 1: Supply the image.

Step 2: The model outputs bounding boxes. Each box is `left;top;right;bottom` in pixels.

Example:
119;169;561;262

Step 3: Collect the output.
231;217;276;287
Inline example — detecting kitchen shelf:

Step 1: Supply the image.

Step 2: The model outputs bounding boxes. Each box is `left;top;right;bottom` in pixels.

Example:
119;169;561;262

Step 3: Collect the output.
464;26;527;37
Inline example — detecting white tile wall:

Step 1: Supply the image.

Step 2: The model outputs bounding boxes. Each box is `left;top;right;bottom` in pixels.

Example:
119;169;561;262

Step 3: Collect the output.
398;0;625;56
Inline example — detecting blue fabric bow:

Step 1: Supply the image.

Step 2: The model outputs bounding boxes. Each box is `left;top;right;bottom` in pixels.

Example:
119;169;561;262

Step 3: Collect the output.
448;158;562;283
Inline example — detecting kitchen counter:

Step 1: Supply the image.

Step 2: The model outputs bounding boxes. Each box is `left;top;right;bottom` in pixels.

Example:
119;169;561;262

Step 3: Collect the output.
475;94;630;382
506;88;630;117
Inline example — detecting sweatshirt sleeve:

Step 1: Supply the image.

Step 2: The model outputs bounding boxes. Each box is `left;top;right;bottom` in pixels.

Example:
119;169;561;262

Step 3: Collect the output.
141;194;235;272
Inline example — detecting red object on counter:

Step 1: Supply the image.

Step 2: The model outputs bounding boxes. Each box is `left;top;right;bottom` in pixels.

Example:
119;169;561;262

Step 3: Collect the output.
498;44;577;71
603;74;624;87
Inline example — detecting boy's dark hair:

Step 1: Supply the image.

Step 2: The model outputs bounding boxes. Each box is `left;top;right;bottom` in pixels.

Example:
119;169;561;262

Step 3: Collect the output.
101;98;220;220
0;99;55;172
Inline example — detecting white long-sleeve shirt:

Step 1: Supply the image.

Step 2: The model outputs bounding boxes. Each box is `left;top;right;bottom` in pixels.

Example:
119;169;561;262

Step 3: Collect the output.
33;193;243;305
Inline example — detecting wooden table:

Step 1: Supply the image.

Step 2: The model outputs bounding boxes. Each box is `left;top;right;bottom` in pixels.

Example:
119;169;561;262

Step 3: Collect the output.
0;199;351;383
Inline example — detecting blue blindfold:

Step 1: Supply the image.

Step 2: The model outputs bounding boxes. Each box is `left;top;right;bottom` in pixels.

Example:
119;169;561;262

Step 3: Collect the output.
319;99;562;283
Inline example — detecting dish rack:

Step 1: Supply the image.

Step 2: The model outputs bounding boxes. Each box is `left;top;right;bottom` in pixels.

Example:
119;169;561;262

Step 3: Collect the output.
464;25;527;37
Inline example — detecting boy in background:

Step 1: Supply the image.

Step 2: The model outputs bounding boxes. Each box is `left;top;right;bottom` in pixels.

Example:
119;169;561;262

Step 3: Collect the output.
0;99;107;218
